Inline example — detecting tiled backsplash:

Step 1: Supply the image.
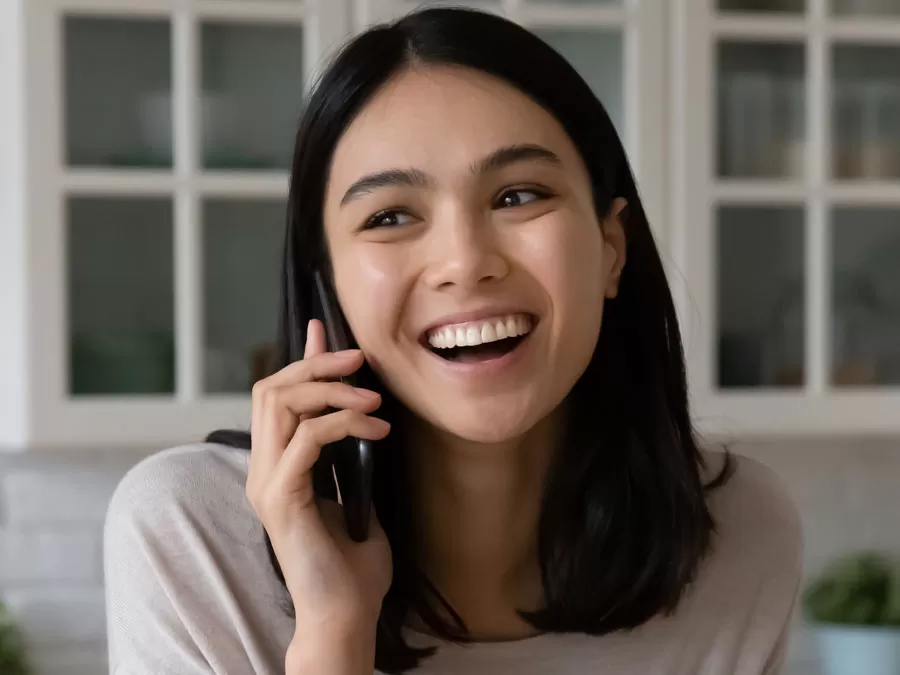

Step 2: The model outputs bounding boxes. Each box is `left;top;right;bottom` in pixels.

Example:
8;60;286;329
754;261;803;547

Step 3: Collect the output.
1;438;898;674
0;450;138;675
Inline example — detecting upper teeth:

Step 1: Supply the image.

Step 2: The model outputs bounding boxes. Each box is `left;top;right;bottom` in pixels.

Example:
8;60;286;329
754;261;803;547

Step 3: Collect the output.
427;314;533;349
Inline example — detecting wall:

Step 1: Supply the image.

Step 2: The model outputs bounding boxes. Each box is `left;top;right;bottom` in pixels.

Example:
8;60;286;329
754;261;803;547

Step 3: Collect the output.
2;439;899;674
0;450;142;675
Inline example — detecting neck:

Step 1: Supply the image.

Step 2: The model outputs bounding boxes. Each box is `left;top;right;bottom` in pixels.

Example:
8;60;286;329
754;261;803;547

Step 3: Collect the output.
406;410;562;640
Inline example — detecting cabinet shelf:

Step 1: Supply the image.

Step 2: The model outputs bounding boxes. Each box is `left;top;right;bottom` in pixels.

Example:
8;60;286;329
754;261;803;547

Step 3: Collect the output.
60;170;290;197
693;390;900;438
714;180;900;205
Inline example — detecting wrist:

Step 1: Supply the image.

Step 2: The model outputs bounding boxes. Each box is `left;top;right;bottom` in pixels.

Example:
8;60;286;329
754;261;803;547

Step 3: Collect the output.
286;619;377;675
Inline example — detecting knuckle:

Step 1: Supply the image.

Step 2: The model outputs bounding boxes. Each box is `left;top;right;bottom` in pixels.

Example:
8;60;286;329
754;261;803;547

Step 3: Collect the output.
335;407;356;421
259;384;285;410
293;418;317;446
251;378;269;401
344;409;366;425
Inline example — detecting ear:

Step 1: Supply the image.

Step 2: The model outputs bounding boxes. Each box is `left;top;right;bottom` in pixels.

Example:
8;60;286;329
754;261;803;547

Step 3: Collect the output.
602;197;628;299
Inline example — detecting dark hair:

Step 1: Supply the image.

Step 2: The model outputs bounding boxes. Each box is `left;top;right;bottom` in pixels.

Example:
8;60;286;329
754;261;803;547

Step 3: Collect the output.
207;6;732;673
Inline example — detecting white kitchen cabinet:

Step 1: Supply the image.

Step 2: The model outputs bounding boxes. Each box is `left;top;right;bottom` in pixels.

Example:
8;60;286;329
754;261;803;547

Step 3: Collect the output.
2;0;896;451
673;0;900;436
0;0;349;451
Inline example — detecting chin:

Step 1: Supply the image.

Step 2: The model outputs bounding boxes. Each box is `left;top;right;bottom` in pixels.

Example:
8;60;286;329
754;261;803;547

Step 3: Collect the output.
427;400;549;446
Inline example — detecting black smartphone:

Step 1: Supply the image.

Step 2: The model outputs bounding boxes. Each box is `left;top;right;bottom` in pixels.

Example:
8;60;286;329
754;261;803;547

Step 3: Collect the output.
313;270;373;543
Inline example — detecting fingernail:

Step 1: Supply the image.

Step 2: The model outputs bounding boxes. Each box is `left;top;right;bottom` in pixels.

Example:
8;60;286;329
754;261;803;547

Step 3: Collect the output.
356;388;380;400
335;349;362;360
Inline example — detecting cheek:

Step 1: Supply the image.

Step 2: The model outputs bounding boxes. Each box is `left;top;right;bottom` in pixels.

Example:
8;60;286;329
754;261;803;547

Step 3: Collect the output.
520;213;607;328
332;248;407;352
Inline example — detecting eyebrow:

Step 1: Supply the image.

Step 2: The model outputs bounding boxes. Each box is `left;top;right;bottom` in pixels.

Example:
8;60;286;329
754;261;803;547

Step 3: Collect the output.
339;143;563;207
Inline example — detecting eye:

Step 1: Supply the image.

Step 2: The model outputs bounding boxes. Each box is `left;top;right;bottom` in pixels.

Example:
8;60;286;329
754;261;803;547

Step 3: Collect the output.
363;209;415;230
494;188;549;209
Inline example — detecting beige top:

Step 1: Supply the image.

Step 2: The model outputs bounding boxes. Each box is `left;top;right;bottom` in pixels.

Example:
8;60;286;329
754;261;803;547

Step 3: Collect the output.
104;443;803;675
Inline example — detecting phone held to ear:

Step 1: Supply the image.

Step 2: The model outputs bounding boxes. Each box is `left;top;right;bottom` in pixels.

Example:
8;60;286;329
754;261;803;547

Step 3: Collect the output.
313;270;374;543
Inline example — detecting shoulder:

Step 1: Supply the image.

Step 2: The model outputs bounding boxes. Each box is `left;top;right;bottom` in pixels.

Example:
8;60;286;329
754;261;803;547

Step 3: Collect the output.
109;441;250;504
703;450;803;552
104;441;263;566
106;442;251;524
697;450;804;596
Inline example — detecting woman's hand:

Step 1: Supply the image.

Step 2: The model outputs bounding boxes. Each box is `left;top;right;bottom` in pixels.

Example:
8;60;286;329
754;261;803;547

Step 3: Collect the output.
245;320;392;669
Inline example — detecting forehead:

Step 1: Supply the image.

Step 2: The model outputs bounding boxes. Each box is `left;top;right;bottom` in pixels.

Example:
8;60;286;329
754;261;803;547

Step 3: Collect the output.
326;64;581;192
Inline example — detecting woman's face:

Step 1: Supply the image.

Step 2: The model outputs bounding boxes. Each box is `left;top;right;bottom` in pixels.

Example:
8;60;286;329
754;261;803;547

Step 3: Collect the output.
322;65;626;444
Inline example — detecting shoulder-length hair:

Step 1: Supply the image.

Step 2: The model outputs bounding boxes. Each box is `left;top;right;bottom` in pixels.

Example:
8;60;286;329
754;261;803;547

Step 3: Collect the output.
208;6;731;673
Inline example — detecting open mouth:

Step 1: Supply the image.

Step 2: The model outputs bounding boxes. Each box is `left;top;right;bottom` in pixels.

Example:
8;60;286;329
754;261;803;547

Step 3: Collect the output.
424;314;534;364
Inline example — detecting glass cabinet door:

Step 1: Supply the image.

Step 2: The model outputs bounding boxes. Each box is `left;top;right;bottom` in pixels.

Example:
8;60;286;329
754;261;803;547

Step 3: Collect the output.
695;0;900;418
709;5;811;393
60;1;319;407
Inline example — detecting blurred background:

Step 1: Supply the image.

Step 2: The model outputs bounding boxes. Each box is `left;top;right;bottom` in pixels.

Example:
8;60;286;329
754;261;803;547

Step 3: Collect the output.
0;0;898;673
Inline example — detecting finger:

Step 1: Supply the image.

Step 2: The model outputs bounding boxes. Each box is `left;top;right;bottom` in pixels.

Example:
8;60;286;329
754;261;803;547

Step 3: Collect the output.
304;319;327;360
251;348;363;455
260;349;364;390
273;410;390;493
270;381;382;419
249;382;380;482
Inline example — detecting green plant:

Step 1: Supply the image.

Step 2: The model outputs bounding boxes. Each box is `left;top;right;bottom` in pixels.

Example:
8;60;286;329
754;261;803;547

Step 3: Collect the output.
804;552;900;627
0;599;30;675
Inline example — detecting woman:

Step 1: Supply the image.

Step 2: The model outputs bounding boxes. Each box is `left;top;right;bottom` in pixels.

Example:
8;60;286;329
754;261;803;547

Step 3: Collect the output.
104;7;802;675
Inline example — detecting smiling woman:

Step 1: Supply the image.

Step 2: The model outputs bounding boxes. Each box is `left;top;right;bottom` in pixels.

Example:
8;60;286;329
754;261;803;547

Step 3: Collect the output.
103;7;803;675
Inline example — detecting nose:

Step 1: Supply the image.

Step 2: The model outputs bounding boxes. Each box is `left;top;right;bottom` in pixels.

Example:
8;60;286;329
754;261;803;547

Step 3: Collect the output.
421;206;510;293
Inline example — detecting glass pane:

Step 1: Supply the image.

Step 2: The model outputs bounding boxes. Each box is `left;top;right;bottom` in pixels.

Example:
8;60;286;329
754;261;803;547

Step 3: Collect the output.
717;206;805;388
832;209;900;387
533;29;623;133
68;198;174;395
65;17;172;168
718;42;806;179
833;0;900;15
204;200;284;393
719;0;805;12
201;22;305;170
833;45;900;180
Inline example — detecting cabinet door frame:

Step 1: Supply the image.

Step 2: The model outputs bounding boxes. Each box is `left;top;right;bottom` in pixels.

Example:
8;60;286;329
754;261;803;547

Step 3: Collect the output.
671;0;900;438
18;0;348;451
